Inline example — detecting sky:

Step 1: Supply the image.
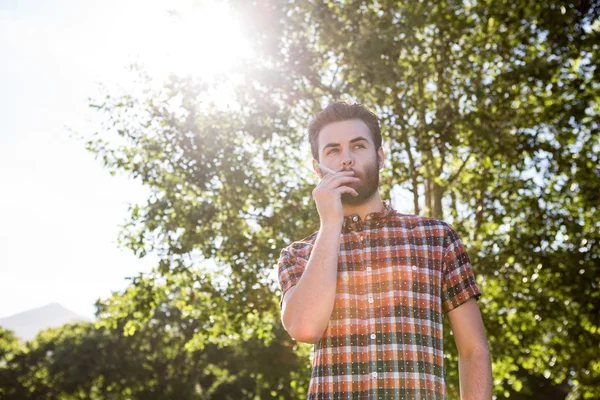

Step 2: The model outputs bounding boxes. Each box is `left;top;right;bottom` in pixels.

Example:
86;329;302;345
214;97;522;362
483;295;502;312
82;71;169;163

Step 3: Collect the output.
0;0;251;319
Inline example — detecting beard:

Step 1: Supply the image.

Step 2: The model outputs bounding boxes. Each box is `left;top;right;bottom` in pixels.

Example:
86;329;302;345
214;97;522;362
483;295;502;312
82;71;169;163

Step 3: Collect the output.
340;156;380;206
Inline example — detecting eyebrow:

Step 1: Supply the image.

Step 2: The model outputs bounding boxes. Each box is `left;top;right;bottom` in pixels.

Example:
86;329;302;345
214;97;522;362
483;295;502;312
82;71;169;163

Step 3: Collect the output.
322;136;369;153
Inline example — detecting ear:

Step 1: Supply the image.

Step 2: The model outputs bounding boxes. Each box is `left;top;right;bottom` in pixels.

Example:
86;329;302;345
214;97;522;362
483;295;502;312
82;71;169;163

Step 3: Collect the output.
312;159;324;179
377;147;385;170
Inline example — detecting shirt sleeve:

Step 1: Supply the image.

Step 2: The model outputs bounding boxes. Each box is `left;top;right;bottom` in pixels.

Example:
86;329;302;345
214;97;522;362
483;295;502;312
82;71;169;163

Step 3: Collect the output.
441;224;482;314
277;244;310;310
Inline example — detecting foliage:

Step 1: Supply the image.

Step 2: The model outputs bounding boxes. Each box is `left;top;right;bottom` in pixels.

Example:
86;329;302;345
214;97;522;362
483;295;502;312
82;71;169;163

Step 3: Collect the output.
6;0;598;398
0;271;310;399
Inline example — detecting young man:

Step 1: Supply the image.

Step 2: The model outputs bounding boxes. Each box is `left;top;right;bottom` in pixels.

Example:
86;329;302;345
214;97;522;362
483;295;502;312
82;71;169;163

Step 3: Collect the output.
277;101;492;399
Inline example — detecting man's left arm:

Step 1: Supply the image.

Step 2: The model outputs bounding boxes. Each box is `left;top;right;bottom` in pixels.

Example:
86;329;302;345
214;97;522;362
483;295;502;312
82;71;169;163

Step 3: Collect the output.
447;297;493;400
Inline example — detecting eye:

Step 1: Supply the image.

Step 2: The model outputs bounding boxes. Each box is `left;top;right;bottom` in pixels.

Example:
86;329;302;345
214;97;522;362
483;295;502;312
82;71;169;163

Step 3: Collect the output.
326;148;339;155
354;144;365;149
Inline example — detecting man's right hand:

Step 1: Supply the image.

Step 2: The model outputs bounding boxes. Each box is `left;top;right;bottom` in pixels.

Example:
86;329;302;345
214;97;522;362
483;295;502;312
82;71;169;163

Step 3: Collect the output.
311;167;359;227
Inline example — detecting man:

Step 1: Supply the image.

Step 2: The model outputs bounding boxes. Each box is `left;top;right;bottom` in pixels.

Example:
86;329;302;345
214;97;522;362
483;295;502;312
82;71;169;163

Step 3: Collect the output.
277;101;492;399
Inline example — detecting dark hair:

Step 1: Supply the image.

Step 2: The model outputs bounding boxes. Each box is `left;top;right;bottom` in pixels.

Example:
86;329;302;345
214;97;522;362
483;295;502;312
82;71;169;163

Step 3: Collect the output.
308;101;382;161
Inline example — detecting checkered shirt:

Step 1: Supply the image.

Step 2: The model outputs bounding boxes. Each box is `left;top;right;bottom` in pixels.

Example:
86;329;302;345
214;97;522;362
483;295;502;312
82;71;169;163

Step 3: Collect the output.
277;202;482;399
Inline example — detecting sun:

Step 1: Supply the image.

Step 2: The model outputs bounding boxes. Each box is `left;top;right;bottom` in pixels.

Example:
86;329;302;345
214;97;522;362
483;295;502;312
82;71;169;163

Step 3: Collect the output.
129;0;254;82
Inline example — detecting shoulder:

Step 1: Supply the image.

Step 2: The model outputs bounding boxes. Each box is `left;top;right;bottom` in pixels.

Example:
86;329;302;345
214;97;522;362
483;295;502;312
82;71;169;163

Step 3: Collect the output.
386;210;452;231
384;212;463;246
278;230;319;260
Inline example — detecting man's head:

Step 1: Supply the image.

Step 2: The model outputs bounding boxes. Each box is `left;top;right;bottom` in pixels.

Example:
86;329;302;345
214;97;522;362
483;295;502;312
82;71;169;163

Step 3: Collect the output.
308;101;384;205
308;101;382;162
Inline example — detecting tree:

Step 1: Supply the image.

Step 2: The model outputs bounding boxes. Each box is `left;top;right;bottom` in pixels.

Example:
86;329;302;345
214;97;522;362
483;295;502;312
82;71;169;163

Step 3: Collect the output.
0;272;309;399
73;0;600;398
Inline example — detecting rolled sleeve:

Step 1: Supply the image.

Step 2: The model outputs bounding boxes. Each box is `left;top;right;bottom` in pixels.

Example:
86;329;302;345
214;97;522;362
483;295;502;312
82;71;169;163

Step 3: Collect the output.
441;224;482;314
277;244;309;309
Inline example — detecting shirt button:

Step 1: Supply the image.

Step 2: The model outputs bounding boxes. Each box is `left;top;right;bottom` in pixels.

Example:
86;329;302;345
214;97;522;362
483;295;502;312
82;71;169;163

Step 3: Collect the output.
368;296;374;303
352;216;359;222
412;265;417;270
370;333;376;339
372;372;378;378
366;267;372;273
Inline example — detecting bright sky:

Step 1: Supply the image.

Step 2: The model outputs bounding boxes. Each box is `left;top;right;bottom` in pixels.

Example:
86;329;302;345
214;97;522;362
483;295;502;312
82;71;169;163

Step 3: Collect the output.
0;0;253;319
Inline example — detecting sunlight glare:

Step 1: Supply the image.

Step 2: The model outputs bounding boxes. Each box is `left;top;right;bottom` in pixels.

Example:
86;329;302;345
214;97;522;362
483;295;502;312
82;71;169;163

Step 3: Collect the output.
131;0;253;85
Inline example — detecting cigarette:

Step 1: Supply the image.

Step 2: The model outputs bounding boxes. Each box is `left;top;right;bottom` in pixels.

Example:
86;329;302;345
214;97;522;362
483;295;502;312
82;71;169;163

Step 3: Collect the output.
315;162;337;175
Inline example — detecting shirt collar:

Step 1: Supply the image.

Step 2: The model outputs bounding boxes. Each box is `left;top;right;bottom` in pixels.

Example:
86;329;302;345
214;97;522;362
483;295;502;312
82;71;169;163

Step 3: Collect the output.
342;201;395;233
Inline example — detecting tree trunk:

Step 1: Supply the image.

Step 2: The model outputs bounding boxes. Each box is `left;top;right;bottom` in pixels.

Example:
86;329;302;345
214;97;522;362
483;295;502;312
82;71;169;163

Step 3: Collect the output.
432;181;444;221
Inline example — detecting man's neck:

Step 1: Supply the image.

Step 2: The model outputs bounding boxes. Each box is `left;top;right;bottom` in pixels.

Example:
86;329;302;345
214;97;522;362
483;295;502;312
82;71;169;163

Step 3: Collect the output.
342;193;385;221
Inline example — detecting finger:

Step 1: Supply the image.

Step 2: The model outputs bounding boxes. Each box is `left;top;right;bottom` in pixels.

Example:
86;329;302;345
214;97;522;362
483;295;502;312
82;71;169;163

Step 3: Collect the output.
323;176;359;188
320;170;355;183
319;166;353;179
333;167;354;174
336;186;359;197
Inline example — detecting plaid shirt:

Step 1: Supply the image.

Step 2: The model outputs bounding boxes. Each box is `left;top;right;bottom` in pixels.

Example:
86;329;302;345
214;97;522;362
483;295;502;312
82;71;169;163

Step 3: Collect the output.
277;202;482;399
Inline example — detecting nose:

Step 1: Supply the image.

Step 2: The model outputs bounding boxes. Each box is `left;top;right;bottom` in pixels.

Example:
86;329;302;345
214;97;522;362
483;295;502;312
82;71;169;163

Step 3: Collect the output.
341;151;354;168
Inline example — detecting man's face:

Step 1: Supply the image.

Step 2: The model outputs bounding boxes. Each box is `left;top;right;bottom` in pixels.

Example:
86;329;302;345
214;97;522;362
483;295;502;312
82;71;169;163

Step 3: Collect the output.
316;119;382;205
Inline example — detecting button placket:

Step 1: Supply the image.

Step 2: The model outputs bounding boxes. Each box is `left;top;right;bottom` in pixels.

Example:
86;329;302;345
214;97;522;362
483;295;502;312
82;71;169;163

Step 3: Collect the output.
362;229;379;385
